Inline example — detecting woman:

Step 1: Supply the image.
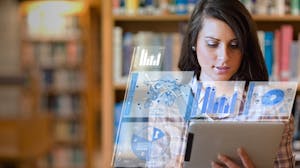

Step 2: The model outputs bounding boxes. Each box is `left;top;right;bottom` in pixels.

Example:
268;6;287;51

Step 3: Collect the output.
178;0;295;167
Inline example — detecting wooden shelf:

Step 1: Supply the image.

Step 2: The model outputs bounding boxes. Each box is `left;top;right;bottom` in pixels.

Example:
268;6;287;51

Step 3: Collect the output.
22;36;82;42
41;87;84;95
55;115;82;121
253;15;300;22
38;64;83;70
0;76;25;85
0;114;53;160
114;14;300;22
55;139;84;146
114;84;126;90
114;14;190;21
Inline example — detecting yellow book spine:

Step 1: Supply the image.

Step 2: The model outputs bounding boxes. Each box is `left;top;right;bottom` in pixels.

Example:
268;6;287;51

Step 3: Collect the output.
125;0;139;15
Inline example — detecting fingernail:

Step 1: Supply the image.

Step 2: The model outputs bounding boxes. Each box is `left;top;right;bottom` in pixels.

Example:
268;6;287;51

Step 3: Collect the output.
237;147;243;154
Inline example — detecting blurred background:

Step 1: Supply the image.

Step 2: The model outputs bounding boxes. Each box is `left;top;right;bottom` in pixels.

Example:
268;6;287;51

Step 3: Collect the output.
0;0;103;168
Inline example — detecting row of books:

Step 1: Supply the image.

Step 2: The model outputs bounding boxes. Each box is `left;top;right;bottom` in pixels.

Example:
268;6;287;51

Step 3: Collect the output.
54;120;83;142
40;147;85;168
113;27;183;85
257;25;299;81
113;0;197;15
40;69;84;91
22;41;83;68
240;0;300;15
23;14;81;39
112;0;300;16
42;94;82;116
20;6;88;168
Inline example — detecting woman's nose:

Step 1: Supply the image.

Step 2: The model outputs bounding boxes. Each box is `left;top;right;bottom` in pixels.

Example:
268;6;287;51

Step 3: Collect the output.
217;46;229;60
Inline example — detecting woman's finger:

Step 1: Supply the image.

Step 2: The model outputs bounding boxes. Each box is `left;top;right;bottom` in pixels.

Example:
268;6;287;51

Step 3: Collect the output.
211;161;224;168
217;154;240;168
237;147;255;168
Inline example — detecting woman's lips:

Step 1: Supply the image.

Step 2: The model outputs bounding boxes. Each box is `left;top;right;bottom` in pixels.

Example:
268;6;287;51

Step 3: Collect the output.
214;66;230;74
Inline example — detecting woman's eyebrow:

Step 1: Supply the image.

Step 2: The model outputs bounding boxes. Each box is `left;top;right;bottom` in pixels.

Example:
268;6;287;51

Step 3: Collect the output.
204;36;238;42
204;36;220;41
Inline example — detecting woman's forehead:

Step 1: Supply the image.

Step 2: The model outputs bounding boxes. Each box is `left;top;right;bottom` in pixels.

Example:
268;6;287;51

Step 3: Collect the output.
198;17;237;40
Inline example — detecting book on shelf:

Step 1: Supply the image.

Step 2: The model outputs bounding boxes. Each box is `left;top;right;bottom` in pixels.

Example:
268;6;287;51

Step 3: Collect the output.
22;40;83;69
280;25;293;81
51;146;85;168
257;30;265;56
240;0;295;15
264;31;274;77
257;25;300;82
290;40;299;81
54;120;83;142
113;26;125;84
113;0;197;15
113;0;300;16
291;0;300;15
40;69;84;91
273;29;281;81
41;94;81;116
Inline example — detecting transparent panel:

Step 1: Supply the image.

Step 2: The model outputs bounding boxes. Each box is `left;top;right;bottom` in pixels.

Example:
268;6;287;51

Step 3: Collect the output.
113;121;188;167
122;71;194;119
131;46;165;72
242;81;298;121
113;71;194;167
190;81;246;120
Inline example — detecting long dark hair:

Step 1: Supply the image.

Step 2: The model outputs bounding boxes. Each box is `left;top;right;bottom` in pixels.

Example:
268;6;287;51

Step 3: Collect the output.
178;0;268;81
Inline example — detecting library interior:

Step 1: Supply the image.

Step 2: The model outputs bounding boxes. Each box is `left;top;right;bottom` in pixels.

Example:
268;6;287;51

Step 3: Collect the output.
1;0;300;168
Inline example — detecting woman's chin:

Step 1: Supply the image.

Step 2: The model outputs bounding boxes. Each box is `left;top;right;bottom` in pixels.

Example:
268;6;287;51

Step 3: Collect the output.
213;75;232;81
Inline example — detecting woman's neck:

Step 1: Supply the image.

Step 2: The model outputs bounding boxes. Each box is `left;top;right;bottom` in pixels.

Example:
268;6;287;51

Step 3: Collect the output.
200;72;214;81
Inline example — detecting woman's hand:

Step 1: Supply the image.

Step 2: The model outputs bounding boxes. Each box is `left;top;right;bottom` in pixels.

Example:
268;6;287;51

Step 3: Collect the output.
211;147;255;168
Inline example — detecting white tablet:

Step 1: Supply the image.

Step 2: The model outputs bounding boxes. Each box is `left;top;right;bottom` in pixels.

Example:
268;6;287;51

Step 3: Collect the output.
184;120;285;168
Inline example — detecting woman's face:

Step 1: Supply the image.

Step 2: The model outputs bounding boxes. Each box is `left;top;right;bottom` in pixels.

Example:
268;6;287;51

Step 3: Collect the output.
195;17;242;81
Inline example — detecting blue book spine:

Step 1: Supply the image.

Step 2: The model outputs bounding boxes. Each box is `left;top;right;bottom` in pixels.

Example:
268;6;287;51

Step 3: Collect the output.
264;31;274;77
122;32;134;77
176;0;188;15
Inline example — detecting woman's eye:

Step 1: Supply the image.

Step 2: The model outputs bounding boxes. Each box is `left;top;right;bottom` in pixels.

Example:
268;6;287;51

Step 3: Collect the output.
230;42;239;49
206;41;218;47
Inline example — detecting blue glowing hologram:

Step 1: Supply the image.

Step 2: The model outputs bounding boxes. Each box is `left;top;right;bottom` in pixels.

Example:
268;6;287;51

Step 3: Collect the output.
113;121;188;167
242;81;297;121
261;89;284;106
131;46;165;72
122;71;194;119
113;71;193;167
190;81;246;120
131;126;168;161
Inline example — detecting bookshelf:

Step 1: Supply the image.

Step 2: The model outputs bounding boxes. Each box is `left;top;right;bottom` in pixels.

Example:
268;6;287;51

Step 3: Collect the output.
0;1;54;167
0;75;53;168
19;1;100;168
100;1;300;167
